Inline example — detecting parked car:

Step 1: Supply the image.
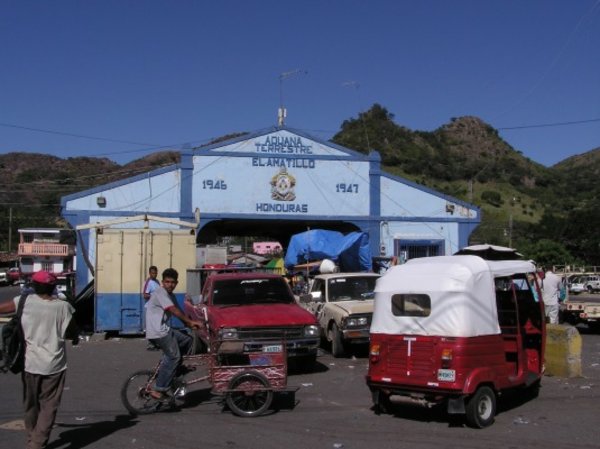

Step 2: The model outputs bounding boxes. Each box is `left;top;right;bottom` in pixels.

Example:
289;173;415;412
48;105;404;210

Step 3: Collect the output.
7;267;21;285
568;275;587;295
584;275;600;293
299;272;380;357
184;272;320;369
0;270;8;286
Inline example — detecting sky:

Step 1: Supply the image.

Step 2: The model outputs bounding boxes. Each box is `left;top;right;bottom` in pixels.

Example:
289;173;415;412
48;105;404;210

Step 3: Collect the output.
1;1;598;167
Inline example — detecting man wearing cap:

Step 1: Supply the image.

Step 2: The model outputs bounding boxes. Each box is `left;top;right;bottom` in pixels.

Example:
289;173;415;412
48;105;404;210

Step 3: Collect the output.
0;270;77;449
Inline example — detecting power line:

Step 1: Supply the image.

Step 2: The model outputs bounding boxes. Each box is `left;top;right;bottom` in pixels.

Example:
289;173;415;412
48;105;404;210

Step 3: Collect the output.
0;121;156;146
499;117;600;131
0;121;216;159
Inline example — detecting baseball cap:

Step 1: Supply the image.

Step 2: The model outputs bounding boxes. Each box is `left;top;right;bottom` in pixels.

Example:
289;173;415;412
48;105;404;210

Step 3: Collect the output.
31;270;58;285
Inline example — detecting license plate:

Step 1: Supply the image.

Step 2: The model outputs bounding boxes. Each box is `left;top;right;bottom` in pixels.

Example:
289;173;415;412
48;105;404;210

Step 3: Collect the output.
262;344;282;353
437;369;456;382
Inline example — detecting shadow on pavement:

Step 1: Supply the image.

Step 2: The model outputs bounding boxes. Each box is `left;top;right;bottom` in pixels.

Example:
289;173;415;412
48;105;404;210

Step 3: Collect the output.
45;415;138;449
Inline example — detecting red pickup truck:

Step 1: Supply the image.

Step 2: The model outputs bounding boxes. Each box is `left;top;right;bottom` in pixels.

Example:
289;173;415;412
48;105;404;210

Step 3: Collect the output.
184;272;320;369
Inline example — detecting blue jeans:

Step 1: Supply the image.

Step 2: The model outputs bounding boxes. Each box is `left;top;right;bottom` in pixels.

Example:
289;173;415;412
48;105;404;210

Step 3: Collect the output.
150;329;192;392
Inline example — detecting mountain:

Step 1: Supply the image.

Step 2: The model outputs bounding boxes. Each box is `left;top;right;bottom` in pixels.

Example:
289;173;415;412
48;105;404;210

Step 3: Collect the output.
551;147;600;207
332;104;600;265
0;151;179;244
0;106;598;264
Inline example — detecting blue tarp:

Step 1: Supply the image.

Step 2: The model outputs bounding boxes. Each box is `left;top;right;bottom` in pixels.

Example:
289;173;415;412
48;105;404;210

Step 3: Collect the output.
284;229;372;272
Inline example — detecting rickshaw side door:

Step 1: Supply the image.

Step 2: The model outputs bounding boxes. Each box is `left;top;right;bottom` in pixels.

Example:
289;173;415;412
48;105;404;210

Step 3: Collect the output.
494;275;545;386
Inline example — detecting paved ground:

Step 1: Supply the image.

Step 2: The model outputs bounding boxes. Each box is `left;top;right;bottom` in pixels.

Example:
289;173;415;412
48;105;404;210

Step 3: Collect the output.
1;326;599;449
1;286;599;449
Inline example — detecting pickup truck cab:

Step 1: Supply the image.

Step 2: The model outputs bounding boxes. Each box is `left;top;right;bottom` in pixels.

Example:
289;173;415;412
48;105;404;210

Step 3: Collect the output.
184;272;320;368
299;272;380;357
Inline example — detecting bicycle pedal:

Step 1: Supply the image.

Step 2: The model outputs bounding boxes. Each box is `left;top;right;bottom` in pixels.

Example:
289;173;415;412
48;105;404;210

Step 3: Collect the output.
178;366;196;375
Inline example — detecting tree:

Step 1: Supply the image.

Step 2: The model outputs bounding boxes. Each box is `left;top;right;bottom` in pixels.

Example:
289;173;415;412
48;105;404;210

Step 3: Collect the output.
517;239;574;267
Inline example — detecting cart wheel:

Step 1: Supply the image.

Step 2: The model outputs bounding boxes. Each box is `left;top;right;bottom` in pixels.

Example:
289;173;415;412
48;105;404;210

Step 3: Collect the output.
121;370;163;416
226;371;273;417
465;386;496;428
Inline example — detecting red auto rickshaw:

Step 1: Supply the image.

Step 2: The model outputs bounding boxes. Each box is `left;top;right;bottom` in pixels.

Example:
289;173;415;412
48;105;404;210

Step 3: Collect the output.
366;255;545;428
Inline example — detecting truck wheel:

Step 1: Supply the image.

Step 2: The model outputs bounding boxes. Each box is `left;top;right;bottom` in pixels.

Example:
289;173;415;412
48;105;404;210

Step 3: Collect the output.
465;386;496;428
587;285;594;293
329;323;345;358
526;380;541;400
190;332;207;354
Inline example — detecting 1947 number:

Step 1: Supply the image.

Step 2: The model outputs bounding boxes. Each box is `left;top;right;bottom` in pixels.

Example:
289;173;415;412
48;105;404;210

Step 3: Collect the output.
336;183;359;193
202;180;227;190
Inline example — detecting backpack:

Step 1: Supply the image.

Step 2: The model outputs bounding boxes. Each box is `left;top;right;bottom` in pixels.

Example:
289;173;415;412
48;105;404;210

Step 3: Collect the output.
1;294;28;374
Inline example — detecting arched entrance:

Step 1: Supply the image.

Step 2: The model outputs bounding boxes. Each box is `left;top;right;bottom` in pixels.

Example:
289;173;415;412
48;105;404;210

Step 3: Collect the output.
197;218;362;248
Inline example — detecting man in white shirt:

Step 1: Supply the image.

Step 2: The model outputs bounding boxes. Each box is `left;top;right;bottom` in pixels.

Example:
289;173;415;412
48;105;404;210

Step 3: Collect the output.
541;267;562;324
145;268;202;400
142;266;161;350
0;271;77;449
142;266;160;301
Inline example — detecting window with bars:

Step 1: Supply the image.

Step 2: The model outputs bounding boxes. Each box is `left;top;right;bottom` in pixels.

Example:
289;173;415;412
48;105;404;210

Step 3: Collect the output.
41;262;53;272
394;239;445;262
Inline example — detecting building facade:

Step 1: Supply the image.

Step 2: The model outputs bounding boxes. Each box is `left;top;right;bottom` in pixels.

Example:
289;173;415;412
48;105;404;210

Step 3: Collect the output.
62;126;480;330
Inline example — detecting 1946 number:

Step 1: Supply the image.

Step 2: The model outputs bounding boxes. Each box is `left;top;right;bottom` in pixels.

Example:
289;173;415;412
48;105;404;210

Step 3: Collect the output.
202;180;227;190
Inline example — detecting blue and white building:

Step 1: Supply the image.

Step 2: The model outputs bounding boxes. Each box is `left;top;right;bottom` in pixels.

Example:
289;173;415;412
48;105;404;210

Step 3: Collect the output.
62;126;480;295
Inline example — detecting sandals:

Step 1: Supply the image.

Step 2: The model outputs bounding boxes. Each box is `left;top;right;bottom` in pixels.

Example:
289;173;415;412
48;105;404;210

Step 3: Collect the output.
148;390;170;402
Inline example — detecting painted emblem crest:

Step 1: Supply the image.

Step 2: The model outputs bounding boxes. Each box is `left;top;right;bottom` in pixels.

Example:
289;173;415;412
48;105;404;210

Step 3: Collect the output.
270;168;296;201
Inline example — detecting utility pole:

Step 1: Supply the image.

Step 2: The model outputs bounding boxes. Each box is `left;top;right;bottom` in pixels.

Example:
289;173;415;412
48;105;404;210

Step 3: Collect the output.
8;207;12;252
468;180;473;203
508;213;513;248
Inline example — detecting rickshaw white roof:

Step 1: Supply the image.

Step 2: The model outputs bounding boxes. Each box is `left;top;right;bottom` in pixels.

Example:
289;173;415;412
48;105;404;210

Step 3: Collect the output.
371;255;536;337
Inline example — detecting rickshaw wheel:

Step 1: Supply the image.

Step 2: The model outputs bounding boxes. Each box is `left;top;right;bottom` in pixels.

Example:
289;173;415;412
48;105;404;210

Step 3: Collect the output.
465;386;496;428
374;392;394;415
226;371;273;417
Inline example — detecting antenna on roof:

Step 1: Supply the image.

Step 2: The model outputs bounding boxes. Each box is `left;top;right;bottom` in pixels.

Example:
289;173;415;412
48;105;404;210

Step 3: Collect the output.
342;80;371;152
278;69;307;127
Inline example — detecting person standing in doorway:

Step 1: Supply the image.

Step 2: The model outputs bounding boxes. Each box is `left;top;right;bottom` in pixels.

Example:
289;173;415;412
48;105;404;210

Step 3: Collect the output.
142;266;160;301
0;271;77;449
541;267;562;324
142;266;161;350
145;268;202;400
